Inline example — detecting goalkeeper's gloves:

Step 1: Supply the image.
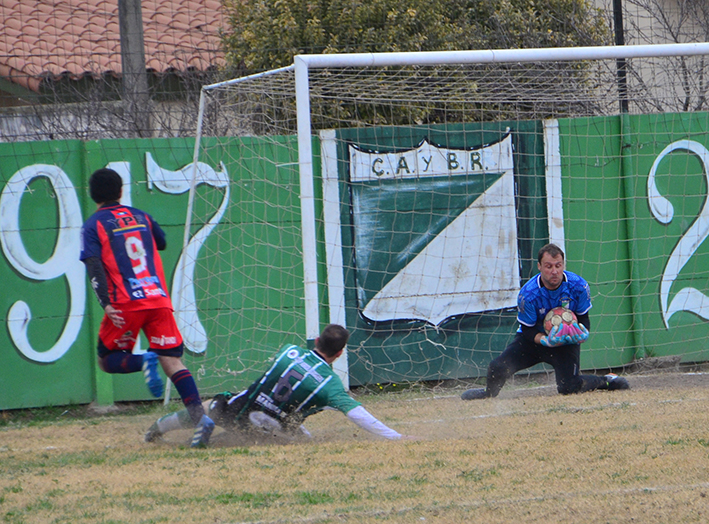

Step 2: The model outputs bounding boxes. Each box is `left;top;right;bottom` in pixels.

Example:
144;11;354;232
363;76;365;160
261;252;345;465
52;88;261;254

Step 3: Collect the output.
540;325;565;347
565;322;589;344
540;323;589;347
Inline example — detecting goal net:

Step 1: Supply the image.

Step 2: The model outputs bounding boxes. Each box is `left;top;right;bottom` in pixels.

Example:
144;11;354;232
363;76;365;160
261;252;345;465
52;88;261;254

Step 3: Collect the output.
182;43;709;394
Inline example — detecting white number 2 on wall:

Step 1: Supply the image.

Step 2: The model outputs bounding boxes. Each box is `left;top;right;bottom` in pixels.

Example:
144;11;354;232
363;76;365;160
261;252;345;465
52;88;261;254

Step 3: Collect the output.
648;139;709;328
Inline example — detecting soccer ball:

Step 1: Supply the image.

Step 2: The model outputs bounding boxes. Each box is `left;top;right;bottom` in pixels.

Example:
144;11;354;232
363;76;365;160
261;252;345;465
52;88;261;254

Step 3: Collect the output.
543;307;577;334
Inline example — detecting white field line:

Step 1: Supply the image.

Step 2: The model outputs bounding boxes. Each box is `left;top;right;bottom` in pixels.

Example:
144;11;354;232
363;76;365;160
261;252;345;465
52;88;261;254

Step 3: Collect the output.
393;400;640;426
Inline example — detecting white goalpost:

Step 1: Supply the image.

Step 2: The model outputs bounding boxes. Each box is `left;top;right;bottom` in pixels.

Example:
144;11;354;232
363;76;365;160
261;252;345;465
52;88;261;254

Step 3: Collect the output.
180;42;709;395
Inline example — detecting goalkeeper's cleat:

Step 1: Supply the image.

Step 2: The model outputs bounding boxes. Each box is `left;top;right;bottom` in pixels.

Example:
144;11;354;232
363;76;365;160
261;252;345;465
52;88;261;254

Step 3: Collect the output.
605;373;630;391
144;422;163;443
142;351;164;398
461;388;488;400
190;415;215;448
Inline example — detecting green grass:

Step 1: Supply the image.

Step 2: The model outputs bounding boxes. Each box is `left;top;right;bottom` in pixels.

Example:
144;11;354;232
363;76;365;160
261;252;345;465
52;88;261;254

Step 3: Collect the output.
0;402;165;429
1;381;708;523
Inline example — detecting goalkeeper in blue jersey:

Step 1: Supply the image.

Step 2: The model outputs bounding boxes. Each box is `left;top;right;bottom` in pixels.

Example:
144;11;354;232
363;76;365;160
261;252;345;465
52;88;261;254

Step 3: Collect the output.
145;324;406;443
461;243;629;401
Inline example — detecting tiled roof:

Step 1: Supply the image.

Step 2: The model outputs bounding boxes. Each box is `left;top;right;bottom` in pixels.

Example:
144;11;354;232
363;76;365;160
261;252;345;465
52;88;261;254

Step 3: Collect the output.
0;0;226;93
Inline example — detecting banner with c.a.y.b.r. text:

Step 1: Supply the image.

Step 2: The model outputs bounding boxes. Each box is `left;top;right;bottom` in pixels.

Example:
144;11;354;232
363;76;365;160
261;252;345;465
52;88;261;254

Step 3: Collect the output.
327;122;548;386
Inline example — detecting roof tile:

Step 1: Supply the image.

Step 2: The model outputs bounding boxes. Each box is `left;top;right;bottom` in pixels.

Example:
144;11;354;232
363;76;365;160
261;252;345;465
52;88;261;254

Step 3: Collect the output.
0;0;226;93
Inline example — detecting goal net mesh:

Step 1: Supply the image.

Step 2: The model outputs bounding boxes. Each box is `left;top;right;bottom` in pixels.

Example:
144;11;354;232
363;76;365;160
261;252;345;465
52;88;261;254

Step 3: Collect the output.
185;51;709;394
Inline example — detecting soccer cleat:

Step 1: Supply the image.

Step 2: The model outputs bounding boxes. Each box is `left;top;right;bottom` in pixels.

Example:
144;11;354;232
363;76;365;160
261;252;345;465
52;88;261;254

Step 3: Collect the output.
461;388;488;400
190;415;215;448
144;422;163;443
249;411;282;433
142;351;164;397
605;373;630;391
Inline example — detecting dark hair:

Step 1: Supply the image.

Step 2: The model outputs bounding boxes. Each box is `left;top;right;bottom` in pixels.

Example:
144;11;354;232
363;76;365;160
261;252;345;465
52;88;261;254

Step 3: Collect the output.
317;324;350;357
89;168;123;204
538;243;565;263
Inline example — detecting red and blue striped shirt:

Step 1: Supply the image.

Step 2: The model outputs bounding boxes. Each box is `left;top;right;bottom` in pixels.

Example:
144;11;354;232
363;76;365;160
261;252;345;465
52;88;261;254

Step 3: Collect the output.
80;203;173;312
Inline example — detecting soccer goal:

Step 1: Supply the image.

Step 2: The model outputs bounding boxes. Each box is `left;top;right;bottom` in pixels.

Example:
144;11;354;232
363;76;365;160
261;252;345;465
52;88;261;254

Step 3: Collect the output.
180;42;709;394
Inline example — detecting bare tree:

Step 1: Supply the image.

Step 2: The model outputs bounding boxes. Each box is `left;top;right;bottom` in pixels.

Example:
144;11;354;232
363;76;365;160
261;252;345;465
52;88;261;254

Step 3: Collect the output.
599;0;709;113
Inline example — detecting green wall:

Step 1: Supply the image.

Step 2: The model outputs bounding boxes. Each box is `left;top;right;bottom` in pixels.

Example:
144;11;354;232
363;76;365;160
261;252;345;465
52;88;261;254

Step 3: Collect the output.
559;113;709;366
0;140;94;408
0;136;305;409
334;113;709;384
558;116;636;369
2;111;709;409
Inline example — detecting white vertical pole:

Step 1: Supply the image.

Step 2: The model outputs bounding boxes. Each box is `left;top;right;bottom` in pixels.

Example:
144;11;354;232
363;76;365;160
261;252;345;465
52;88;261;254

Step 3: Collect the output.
320;129;349;388
164;87;209;405
544;119;565;252
294;56;321;342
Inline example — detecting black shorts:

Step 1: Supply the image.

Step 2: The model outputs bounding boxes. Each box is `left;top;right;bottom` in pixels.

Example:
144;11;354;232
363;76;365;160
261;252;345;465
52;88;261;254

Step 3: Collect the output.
208;390;304;432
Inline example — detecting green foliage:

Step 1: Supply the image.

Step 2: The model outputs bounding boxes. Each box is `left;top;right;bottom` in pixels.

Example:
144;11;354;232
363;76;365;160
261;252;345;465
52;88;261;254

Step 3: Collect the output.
218;0;612;132
456;0;610;50
222;0;611;73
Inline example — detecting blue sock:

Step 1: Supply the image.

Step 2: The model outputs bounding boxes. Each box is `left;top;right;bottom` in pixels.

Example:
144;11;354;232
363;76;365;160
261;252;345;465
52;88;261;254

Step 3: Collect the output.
170;369;205;425
101;351;143;374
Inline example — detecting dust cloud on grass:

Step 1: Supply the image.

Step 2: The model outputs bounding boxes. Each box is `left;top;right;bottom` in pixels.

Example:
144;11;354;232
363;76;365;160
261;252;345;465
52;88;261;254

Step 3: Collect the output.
1;373;709;523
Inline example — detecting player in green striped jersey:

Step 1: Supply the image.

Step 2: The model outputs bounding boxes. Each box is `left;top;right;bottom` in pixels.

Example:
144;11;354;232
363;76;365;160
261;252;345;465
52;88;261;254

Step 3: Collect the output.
145;324;408;443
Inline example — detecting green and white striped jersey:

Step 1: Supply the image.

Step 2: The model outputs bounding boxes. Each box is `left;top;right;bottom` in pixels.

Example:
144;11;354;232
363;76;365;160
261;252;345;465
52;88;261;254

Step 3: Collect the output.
226;344;360;424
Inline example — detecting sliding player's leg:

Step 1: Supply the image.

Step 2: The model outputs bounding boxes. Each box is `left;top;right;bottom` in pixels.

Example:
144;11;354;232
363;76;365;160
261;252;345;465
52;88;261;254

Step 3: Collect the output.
144;308;213;447
160;355;214;448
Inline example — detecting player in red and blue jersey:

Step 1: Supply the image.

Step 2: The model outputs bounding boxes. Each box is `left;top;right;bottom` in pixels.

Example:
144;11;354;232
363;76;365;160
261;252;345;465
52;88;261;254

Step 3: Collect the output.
461;243;629;400
145;324;412;443
80;168;214;447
